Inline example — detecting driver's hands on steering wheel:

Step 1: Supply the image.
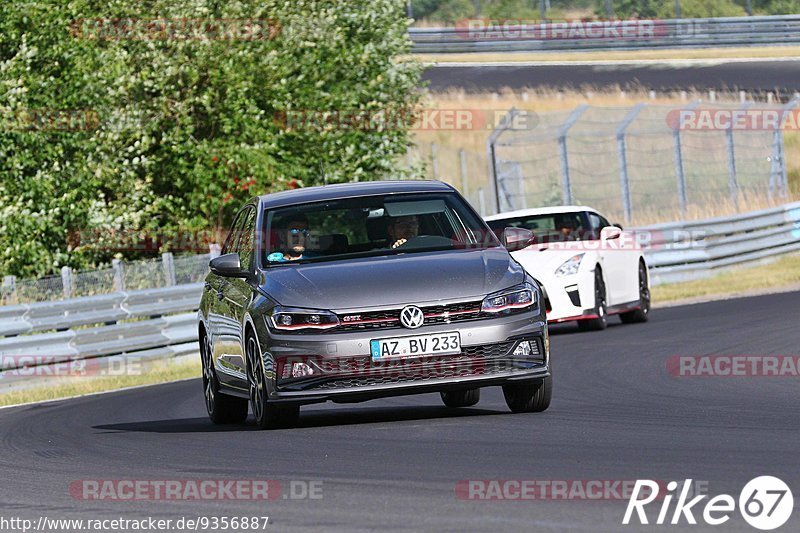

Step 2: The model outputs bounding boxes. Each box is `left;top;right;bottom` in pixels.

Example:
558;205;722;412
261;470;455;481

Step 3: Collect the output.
391;238;407;249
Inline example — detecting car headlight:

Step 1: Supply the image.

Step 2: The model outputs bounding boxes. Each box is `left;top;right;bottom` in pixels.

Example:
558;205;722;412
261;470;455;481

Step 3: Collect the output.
554;253;585;277
268;306;340;331
481;283;538;314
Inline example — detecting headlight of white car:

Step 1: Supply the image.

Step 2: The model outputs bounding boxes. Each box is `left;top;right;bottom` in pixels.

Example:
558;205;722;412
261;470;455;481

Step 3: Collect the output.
554;253;585;277
481;283;539;314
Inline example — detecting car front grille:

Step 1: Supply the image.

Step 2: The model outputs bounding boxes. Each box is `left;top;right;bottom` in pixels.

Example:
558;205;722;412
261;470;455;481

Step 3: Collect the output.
335;301;483;332
278;340;544;391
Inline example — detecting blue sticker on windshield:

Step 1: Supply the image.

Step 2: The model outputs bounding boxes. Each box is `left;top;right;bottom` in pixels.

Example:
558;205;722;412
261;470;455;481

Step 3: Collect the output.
267;252;285;262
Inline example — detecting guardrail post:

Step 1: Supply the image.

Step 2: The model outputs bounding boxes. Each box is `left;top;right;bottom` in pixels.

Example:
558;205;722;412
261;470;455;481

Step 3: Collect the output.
162;252;176;287
616;103;645;224
2;275;17;304
459;148;469;198
209;243;221;259
61;266;74;299
478;188;486;216
112;259;126;292
556;104;588;206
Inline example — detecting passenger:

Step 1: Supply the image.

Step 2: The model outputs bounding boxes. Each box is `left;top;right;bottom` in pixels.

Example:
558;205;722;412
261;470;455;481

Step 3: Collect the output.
386;215;419;249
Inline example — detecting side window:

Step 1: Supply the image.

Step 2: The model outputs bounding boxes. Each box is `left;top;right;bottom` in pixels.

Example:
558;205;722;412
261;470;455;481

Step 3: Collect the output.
586;213;603;241
236;207;256;271
221;209;246;255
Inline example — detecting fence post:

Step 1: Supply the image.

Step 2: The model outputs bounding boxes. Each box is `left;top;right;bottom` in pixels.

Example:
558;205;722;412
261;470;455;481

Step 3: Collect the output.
773;98;799;199
616;103;645;224
556;104;588;205
459;148;469;198
112;259;126;292
478;188;486;217
726;124;740;209
3;275;17;304
487;108;518;214
430;143;439;180
673;100;699;218
162;252;176;287
60;266;74;299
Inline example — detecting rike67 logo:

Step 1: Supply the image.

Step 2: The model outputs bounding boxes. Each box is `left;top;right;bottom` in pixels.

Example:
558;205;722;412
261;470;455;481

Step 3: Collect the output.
623;477;793;530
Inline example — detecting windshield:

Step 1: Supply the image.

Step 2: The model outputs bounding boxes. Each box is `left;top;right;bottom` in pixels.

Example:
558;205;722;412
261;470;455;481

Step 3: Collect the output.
486;212;597;243
261;192;498;265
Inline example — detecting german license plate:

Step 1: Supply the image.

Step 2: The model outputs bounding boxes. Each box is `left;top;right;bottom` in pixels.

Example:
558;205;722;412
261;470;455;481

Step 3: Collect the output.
370;332;461;361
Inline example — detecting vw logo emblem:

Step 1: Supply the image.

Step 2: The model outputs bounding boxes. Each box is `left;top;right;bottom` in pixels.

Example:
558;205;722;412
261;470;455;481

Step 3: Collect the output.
400;306;424;329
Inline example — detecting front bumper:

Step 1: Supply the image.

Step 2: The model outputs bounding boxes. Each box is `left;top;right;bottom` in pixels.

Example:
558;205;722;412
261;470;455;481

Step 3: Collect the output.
264;310;548;405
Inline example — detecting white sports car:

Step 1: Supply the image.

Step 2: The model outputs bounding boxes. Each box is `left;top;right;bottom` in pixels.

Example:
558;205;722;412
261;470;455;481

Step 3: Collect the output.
485;206;650;330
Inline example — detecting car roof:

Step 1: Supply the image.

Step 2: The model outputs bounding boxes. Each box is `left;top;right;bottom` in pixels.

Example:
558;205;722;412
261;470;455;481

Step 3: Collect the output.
484;205;599;221
257;180;455;209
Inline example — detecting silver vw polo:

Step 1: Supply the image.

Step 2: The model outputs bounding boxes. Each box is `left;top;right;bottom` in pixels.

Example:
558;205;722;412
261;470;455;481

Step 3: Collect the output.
198;180;551;429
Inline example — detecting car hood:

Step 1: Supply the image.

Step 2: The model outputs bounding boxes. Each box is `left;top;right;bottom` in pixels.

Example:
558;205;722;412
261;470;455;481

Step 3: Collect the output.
260;247;524;311
511;243;594;278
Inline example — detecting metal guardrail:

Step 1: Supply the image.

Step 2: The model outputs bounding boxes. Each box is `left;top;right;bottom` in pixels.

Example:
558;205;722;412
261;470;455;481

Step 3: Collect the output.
1;202;799;378
409;15;800;53
642;201;800;285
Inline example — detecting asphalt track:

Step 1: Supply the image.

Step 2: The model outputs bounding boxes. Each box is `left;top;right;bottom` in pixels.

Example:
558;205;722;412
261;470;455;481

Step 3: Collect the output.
1;290;799;532
423;59;800;94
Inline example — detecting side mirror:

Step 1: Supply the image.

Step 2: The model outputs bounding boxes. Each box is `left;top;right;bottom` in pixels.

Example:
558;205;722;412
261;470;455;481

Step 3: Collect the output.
209;253;248;278
502;227;535;252
602;226;622;240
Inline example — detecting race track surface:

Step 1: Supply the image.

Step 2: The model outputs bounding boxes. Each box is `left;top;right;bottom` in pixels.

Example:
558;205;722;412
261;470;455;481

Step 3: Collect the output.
423;59;800;94
1;290;798;531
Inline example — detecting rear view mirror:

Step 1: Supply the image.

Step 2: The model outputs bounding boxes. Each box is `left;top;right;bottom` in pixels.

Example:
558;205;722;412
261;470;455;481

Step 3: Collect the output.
209;253;248;278
502;227;535;252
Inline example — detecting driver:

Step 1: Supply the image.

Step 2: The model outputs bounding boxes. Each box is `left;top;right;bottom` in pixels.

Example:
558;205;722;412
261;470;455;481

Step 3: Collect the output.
268;213;315;261
554;215;579;241
386;215;419;249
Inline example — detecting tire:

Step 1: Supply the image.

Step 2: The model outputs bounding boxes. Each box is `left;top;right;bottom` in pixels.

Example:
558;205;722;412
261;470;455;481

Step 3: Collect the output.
201;330;248;424
246;333;300;429
440;388;480;408
579;268;608;331
620;261;651;324
503;376;552;413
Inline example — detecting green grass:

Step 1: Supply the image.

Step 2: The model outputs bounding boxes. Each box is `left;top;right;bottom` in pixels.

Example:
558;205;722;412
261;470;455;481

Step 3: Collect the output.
0;358;200;408
653;253;800;304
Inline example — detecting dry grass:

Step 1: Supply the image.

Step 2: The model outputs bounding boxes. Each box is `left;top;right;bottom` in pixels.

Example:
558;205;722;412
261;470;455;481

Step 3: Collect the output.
411;45;800;64
0;357;200;408
410;88;800;225
652;253;800;303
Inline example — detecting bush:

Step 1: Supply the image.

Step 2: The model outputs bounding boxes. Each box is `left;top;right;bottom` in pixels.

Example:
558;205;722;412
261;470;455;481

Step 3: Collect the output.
0;1;422;278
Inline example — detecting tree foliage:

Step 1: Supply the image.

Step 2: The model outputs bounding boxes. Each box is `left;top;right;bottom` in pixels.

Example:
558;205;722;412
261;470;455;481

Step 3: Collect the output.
0;0;422;277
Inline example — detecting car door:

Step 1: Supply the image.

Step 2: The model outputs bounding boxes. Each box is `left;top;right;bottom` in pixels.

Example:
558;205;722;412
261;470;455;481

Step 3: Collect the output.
590;211;627;306
216;205;257;390
211;207;250;389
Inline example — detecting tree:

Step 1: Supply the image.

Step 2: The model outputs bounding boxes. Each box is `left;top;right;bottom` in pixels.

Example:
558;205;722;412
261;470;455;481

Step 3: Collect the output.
0;0;423;277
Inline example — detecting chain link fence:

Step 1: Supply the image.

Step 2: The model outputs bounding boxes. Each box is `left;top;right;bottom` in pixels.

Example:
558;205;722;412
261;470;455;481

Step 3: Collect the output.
489;100;798;224
1;252;212;306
